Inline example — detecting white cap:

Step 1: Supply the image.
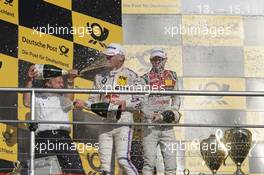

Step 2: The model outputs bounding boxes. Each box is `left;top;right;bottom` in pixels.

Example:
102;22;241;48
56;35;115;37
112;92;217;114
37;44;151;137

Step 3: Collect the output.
103;43;125;56
150;48;167;59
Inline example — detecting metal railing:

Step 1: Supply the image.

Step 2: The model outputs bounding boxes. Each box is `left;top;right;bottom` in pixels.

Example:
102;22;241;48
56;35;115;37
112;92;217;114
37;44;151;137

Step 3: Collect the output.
1;87;264;174
1;87;264;96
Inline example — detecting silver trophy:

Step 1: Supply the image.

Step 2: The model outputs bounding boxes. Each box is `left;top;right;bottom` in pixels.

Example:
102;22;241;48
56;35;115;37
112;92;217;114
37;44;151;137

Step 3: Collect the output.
224;128;252;175
200;134;228;175
8;161;22;175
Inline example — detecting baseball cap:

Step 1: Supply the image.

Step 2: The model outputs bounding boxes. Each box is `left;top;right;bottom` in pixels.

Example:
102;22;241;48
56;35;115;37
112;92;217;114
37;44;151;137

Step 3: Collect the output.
103;43;125;56
150;48;167;59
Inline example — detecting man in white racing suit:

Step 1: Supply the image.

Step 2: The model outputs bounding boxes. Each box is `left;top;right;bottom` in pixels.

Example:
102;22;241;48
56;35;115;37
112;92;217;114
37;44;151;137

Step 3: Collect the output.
141;48;181;175
74;43;140;175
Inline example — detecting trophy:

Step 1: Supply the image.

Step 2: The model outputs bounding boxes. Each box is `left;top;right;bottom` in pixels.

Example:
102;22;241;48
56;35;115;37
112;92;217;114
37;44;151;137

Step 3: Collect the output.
224;128;252;175
8;161;22;175
200;134;227;175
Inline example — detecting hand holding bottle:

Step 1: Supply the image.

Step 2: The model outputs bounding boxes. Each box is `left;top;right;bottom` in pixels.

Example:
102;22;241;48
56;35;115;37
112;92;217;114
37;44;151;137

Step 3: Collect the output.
73;99;86;109
67;69;78;80
27;65;39;81
34;64;68;79
152;112;162;122
112;100;126;111
27;64;79;83
73;100;122;120
66;69;78;89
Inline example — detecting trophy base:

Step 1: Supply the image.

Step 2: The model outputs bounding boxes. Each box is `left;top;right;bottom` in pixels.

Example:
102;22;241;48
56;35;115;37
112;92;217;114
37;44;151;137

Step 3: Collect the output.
233;169;245;175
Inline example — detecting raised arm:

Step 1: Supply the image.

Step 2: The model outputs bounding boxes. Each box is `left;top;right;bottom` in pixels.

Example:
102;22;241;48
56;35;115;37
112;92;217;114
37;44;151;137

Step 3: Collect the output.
23;65;38;108
64;69;78;101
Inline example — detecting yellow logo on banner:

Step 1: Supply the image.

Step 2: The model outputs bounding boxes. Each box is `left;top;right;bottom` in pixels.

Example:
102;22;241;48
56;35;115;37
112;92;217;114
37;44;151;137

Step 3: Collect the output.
44;0;71;10
78;144;120;175
122;0;180;14
0;0;18;24
165;79;173;86
0;123;17;162
244;47;264;78
18;26;73;70
0;54;18;87
124;45;182;76
72;11;123;51
77;144;101;175
182;15;244;46
183;78;246;110
117;76;127;86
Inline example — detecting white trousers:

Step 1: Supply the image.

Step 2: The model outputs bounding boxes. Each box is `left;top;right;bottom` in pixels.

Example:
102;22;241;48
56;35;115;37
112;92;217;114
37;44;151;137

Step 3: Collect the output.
99;125;139;175
142;126;177;175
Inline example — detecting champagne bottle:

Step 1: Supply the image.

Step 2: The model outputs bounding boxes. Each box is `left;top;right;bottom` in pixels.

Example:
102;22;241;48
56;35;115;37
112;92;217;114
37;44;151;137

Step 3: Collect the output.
34;64;68;79
90;102;109;118
84;102;122;120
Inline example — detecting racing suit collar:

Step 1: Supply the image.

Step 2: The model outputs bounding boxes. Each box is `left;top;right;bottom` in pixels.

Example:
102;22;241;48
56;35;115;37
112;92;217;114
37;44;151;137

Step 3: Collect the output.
110;66;124;76
150;67;165;74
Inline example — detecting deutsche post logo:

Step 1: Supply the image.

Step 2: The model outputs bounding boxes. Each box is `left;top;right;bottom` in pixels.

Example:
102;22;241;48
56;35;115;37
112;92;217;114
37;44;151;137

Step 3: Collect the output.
2;129;16;147
117;76;127;86
86;152;100;175
3;0;13;6
59;45;69;57
165;79;173;86
87;22;109;48
0;61;2;69
199;82;230;105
